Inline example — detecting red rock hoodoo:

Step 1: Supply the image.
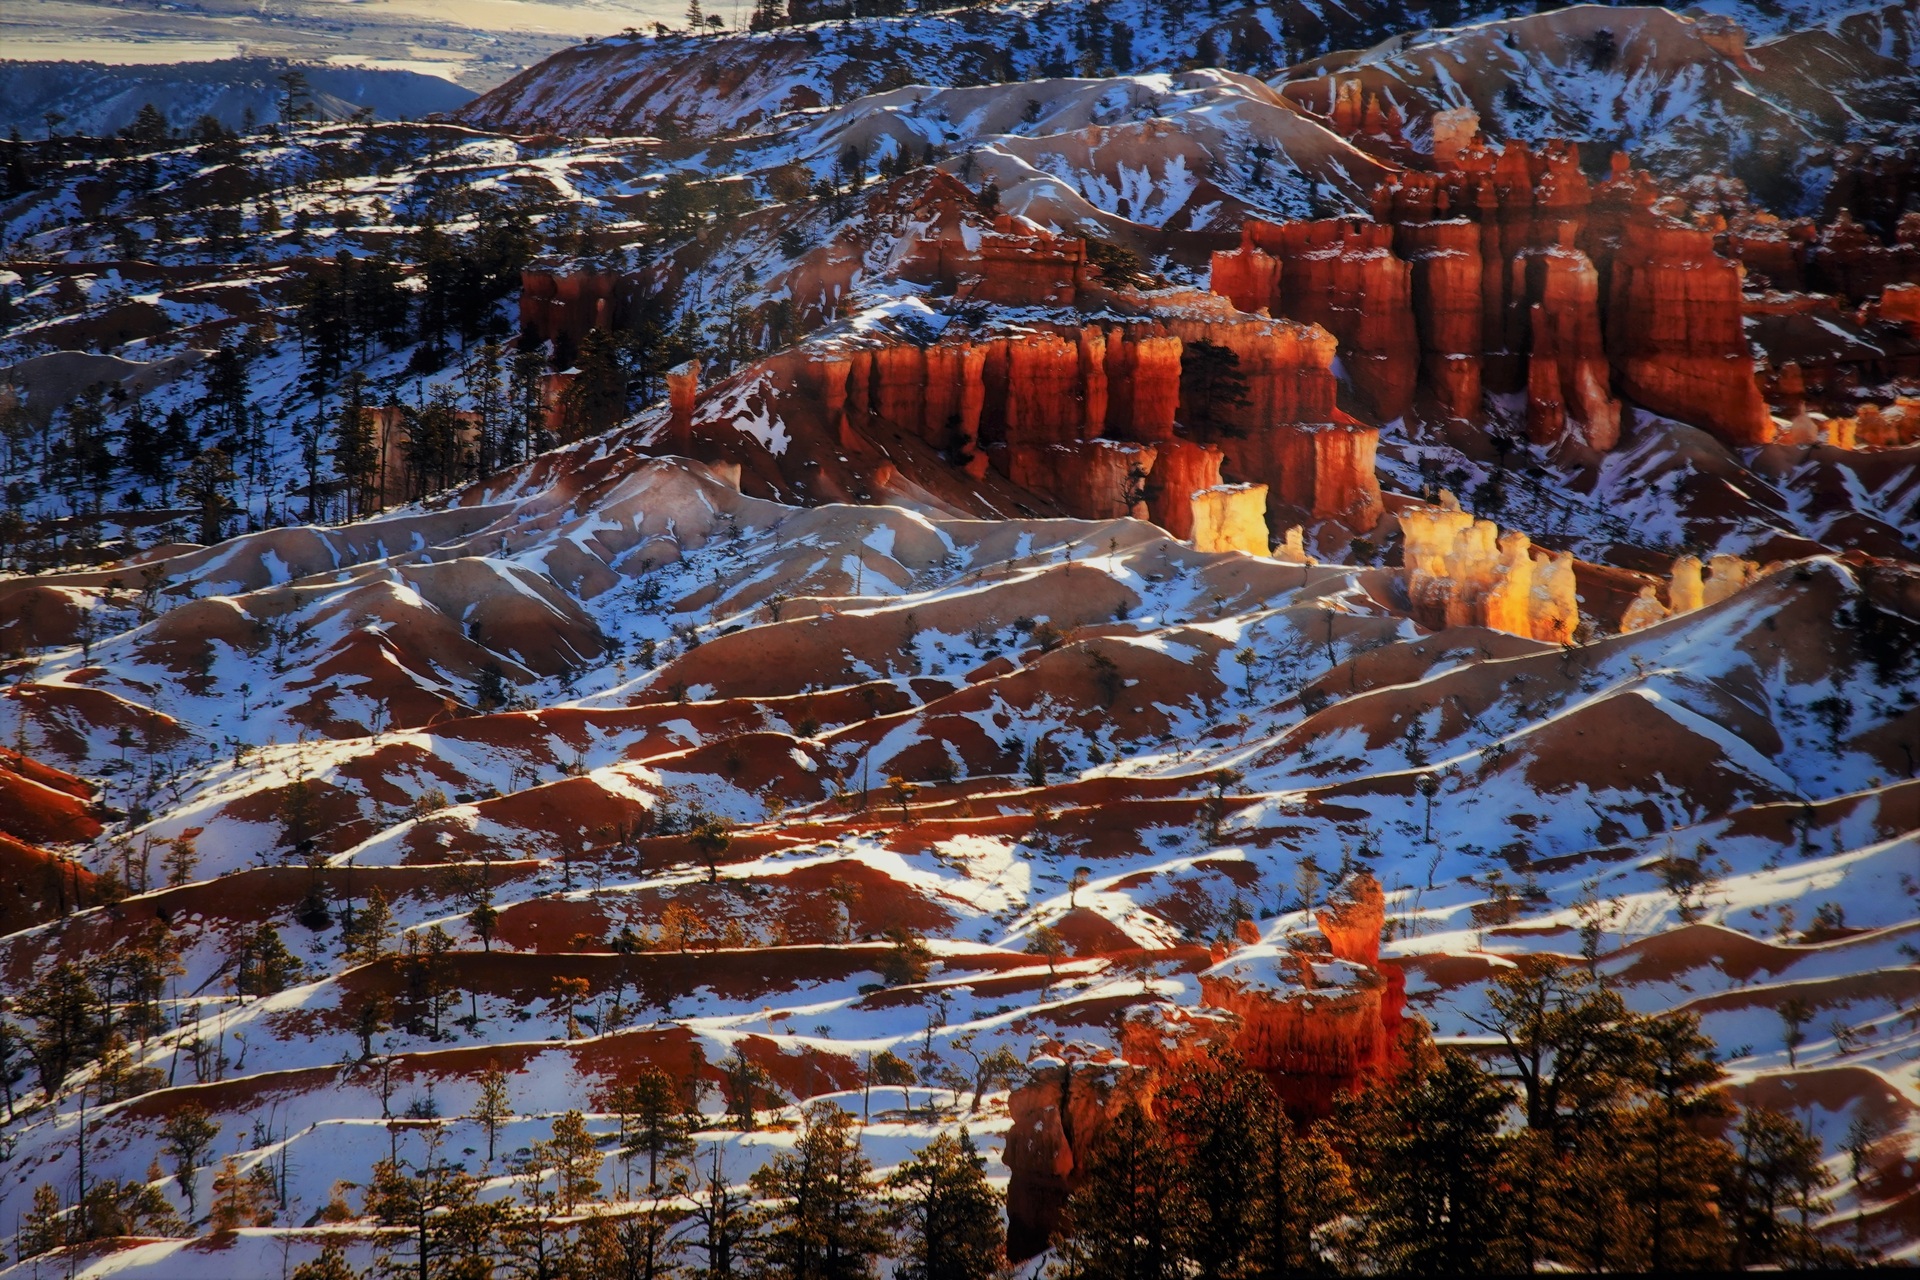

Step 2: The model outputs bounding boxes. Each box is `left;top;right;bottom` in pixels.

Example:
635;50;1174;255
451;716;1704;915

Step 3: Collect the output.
1607;216;1773;446
1003;872;1403;1257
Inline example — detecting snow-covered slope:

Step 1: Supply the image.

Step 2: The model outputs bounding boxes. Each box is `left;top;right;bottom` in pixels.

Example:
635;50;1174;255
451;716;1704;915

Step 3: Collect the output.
1277;2;1920;210
1;447;1918;1273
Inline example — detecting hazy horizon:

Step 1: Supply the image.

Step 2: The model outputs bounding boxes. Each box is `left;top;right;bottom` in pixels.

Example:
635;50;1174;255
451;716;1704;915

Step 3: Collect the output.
1;0;737;89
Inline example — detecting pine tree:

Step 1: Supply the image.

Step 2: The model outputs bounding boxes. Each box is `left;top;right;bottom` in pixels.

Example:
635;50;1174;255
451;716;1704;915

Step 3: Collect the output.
122;102;171;148
1053;1099;1185;1280
54;384;113;514
1178;340;1250;441
690;815;733;883
464;340;506;473
1152;1043;1274;1274
405;924;460;1040
1600;1012;1733;1271
882;926;932;986
278;776;320;857
276;69;311;127
180;447;237;545
750;1102;890;1280
122;397;169;496
404;384;470;498
542;1109;605;1214
470;1062;513;1163
366;1135;500;1280
1726;1105;1842;1269
209;1155;276;1230
333;372;379;519
688;1143;753;1280
467;875;500;951
201;345;252;444
583;1201;686;1278
291;1243;358;1280
507;1138;582;1277
1469;956;1632;1136
162;1105;220;1221
1332;1039;1515;1274
342;886;395;964
615;1065;695;1192
353;253;411;354
18;1183;67;1258
19;960;108;1096
723;1044;772;1130
890;1129;1005;1280
508;348;549;463
232;922;302;998
353;991;393;1062
560;327;629;441
163;832;200;886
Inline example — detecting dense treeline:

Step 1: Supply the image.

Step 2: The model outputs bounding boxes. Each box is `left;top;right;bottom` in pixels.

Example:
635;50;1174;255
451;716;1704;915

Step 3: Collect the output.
5;948;1870;1275
0;118;749;575
1058;960;1854;1276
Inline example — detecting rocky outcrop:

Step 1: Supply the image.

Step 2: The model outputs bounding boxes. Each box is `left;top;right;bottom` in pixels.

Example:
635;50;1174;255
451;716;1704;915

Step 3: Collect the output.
1315;870;1385;966
1854;398;1920;446
1807;211;1920;304
1669;553;1761;613
1144;438;1224;540
999;440;1153;520
1003;872;1403;1256
1157;300;1384;530
1401;492;1579;642
1189;483;1270;555
1203;146;1773;448
737;294;1379;537
925;215;1094;307
666;360;699;454
1874;283;1920;333
1375;140;1594;397
1607;216;1773;446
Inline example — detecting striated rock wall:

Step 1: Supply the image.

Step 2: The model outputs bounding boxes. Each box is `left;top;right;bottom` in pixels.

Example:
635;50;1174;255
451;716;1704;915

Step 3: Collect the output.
766;301;1378;536
1221;219;1421;422
1517;230;1621;450
998;440;1154;520
666;360;699;454
1004;1060;1158;1258
1396;217;1484;419
1401;492;1579;642
1156;302;1382;530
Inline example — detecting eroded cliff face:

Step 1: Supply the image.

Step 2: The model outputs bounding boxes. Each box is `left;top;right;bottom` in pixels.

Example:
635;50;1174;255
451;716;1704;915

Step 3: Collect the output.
518;265;636;365
1205;144;1784;451
1606;216;1773;446
1213;219;1420;423
708;276;1382;541
1003;872;1403;1258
